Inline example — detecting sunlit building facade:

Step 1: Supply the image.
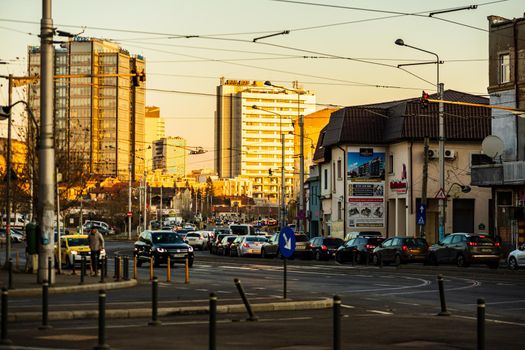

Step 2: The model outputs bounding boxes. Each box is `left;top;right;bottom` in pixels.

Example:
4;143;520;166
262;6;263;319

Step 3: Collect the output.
153;136;187;178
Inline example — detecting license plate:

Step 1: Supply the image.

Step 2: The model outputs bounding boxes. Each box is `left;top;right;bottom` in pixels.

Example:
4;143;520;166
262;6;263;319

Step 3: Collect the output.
172;253;186;257
481;249;492;253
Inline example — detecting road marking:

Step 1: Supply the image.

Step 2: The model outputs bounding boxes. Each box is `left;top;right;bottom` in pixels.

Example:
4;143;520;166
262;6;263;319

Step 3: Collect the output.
453;315;525;327
345;276;431;294
496;283;515;286
341;304;355;309
196;288;208;292
465;299;525;306
367;309;393;315
396;301;420;306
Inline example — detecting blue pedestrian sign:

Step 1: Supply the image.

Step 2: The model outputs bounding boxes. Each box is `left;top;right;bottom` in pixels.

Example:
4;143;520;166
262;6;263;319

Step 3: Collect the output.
279;227;296;258
416;204;426;225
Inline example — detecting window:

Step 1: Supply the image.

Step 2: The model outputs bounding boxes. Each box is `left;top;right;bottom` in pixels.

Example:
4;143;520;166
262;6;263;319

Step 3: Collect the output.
337;159;342;179
499;53;510;83
332;162;336;192
338;201;342;220
324;168;328;190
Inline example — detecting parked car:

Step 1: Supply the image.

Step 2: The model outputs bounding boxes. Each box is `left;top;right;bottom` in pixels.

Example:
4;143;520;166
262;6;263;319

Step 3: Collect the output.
335;236;385;264
55;234;106;268
260;233;310;258
427;233;500;268
82;220;115;235
229;236;245;257
507;244;525;270
0;228;26;243
185;231;209;250
373;236;428;265
216;235;237;256
232;235;268;257
210;233;230;254
261;233;280;258
344;231;382;241
293;234;311;258
134;230;194;267
307;236;344;260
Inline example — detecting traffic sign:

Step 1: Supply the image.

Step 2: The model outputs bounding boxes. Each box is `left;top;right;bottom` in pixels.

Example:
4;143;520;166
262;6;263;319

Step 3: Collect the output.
416;204;426;225
435;188;447;200
127;211;133;217
279;227;296;258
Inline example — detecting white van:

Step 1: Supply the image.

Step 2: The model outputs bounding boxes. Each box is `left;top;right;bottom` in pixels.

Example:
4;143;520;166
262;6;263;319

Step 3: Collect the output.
229;224;256;236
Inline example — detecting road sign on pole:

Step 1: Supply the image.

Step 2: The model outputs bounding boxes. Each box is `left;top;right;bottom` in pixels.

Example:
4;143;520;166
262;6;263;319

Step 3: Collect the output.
127;211;133;218
279;227;296;258
435;188;447;200
416;204;426;225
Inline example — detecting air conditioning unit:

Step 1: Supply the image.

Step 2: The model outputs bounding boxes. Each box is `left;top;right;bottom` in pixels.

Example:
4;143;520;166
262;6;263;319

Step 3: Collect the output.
444;149;456;159
426;149;439;160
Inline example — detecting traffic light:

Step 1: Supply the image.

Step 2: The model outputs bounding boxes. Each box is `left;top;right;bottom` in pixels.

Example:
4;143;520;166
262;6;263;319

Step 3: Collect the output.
0;105;11;119
268;168;272;176
131;69;140;87
420;91;430;109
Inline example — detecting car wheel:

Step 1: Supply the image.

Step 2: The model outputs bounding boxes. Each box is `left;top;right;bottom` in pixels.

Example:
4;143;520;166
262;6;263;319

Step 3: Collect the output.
261;249;267;259
508;257;519;270
315;251;321;261
429;254;438;266
456;254;469;267
335;252;343;264
394;254;402;266
373;254;380;266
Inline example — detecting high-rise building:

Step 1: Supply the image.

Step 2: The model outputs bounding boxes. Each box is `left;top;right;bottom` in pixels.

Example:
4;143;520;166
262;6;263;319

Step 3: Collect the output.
145;106;166;169
27;37;145;181
215;78;316;203
153;136;188;178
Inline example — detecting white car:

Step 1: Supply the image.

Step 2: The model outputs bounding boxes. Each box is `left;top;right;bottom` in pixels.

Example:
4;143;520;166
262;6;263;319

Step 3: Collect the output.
236;235;268;257
185;231;208;250
507;244;525;270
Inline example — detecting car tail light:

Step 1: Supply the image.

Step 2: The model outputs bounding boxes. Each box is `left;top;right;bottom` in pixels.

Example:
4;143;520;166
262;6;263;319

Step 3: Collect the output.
365;244;375;249
321;245;328;251
242;243;249;248
494;242;500;247
479;235;485;238
468;242;477;247
402;245;408;251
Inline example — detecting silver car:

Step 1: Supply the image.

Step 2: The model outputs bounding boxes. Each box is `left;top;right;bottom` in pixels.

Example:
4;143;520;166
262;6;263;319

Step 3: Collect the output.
185;231;208;250
507;244;525;270
236;236;268;257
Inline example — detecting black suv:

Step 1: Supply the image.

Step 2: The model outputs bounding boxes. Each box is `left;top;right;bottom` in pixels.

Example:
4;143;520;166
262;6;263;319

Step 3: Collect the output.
134;230;194;267
427;233;500;268
335;236;385;264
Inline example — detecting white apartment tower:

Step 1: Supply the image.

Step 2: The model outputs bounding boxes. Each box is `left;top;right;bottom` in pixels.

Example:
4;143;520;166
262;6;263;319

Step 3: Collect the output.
215;78;316;203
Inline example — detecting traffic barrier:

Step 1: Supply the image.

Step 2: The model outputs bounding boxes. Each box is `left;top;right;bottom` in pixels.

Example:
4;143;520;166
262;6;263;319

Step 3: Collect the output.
148;276;161;326
0;288;12;345
333;295;341;350
38;280;51;330
234;278;257;321
477;298;485;350
166;257;171;283
437;274;450;316
80;256;86;284
209;293;217;350
185;257;189;284
7;259;13;290
94;290;111;350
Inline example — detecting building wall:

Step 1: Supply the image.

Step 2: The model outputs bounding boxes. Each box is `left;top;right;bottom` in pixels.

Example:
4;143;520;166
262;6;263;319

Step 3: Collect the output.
145;106;165;171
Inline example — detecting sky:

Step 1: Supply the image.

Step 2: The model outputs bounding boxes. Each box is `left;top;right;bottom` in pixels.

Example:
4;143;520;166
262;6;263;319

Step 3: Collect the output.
0;0;523;171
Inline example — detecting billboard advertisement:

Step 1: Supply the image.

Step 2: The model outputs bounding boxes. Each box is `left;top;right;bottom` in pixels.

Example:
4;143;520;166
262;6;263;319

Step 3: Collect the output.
347;148;385;181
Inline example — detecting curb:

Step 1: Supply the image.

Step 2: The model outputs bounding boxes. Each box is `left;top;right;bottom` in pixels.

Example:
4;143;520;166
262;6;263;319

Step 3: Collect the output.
8;298;332;322
7;279;137;297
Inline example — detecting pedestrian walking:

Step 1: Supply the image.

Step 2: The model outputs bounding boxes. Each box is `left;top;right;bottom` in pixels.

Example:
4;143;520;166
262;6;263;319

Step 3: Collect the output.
88;228;104;276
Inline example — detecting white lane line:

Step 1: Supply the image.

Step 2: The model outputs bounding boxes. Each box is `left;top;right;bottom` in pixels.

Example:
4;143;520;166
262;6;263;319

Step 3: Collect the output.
341;304;355;309
367;309;393;315
377;276;480;296
496;283;515;286
196;288;208;292
396;301;420;306
453;315;525;327
466;299;525;306
345;276;431;294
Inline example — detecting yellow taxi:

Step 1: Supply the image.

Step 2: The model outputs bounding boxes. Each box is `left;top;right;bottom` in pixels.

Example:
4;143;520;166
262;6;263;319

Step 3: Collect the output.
55;234;106;268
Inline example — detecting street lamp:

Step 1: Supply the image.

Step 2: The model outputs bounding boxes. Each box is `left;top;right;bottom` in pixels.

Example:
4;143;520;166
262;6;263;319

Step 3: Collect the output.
263;81;306;234
252;105;287;230
395;38;445;241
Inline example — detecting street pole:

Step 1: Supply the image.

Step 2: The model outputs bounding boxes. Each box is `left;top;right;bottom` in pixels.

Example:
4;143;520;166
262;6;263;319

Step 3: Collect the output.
160;185;163;226
299;113;305;235
38;0;56;284
144;171;147;231
128;164;132;240
281;133;286;229
438;82;445;241
420;137;429;239
4;74;12;267
56;168;61;274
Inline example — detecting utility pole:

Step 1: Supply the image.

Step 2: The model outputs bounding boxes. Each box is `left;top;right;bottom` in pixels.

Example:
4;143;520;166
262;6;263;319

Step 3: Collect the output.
438;83;445;241
160;185;163;226
420;137;429;238
299;113;305;235
143;172;148;231
38;0;56;284
4;74;13;267
281;133;286;229
56;168;61;274
128;164;132;240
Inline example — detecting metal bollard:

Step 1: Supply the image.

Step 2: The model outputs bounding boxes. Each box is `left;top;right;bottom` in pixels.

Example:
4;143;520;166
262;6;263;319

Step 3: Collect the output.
72;256;77;275
15;251;19;271
133;255;137;280
47;257;52;286
365;251;369;266
148;277;161;326
80;256;86;285
166;257;171;283
8;259;13;290
104;256;108;278
477;298;485;350
234;278;257;321
100;257;105;284
116;256;121;281
209;293;217;350
1;288;12;345
38;281;52;330
185;257;189;284
437;274;450;316
94;290;111;350
149;256;154;281
123;256;129;281
113;256;118;279
333;295;341;350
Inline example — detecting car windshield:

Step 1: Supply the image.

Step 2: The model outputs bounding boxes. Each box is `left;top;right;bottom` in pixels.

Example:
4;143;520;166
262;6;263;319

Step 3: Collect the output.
186;233;201;238
152;232;184;244
366;238;384;245
468;236;494;244
324;238;343;247
405;238;427;247
67;238;89;246
245;236;268;242
295;234;308;242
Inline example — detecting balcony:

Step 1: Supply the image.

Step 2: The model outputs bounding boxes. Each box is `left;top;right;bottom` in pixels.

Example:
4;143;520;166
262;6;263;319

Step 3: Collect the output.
471;161;525;186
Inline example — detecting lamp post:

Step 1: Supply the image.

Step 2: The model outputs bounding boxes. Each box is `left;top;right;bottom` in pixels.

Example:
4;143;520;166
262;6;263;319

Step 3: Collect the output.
263;81;305;234
252;105;287;230
395;39;445;241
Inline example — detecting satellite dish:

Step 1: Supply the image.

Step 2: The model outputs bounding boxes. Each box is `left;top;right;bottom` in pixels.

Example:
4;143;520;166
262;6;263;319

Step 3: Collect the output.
481;135;504;158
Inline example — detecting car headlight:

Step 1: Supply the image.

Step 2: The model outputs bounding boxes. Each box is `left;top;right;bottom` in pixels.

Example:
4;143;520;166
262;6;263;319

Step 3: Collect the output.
71;250;78;255
156;247;166;253
187;246;193;252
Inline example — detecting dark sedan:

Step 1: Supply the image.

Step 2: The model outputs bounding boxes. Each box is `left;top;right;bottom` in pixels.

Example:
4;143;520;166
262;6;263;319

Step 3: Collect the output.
336;236;384;264
307;236;344;260
134;230;194;267
373;236;428;265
